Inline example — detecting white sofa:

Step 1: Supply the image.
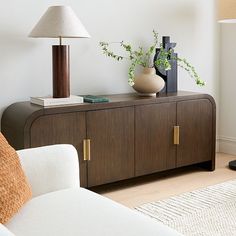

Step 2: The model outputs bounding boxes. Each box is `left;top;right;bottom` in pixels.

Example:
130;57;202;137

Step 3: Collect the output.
1;145;182;236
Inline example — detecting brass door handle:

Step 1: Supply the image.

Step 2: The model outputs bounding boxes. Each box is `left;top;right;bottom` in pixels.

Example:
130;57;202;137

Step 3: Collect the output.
83;139;91;161
174;126;180;145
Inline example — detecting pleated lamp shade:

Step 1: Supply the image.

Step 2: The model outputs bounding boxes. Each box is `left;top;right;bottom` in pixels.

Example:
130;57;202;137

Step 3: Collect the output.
218;0;236;23
29;6;90;38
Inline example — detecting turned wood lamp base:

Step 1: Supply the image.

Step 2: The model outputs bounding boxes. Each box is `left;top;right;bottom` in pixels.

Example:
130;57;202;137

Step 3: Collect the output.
52;45;70;98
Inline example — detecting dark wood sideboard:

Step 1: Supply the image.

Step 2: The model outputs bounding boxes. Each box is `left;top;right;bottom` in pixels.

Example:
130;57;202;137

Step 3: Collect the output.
1;91;216;188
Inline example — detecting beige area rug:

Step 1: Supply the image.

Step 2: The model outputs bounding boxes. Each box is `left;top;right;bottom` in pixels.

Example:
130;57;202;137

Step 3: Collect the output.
135;179;236;236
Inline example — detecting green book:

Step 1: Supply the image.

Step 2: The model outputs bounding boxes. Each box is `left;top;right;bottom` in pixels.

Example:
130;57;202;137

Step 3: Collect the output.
82;95;109;103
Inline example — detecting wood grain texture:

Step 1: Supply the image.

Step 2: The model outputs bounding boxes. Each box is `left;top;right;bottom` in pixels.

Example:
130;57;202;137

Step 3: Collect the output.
52;45;70;98
1;92;216;187
30;112;87;187
177;99;214;168
1;92;214;120
1;102;44;149
135;103;176;176
87;107;134;187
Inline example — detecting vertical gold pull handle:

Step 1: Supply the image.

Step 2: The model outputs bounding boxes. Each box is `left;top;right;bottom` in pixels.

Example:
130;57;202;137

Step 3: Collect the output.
174;126;180;145
83;139;91;161
86;139;91;161
83;140;87;161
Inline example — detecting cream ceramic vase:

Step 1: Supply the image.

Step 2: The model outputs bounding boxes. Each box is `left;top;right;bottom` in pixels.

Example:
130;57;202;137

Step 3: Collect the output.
132;67;165;96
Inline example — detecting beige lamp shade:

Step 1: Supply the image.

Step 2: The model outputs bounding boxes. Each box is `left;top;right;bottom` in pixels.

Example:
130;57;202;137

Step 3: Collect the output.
218;0;236;23
29;6;90;38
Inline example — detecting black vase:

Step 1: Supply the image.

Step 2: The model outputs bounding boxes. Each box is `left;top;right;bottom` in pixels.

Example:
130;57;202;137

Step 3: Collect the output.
154;36;178;94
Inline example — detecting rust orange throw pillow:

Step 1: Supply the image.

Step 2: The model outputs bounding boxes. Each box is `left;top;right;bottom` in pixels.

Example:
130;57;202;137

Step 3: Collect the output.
0;133;32;224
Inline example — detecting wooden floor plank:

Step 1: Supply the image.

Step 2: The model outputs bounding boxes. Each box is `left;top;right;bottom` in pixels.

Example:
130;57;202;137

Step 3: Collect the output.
97;153;236;208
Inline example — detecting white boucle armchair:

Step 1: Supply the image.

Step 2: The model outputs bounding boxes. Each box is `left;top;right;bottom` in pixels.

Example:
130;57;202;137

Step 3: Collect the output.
1;144;181;236
17;145;80;198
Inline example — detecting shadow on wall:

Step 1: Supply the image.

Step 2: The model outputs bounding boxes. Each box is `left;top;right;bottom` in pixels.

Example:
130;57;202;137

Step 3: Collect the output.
159;1;198;29
0;30;35;71
169;3;197;21
0;30;36;130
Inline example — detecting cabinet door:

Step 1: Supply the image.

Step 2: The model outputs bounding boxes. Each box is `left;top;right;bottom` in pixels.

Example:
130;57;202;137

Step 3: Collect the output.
30;112;87;187
177;99;213;167
135;103;176;176
87;107;134;187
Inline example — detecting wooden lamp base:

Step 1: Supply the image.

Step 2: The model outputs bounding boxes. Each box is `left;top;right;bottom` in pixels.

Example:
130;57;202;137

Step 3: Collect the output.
52;45;70;98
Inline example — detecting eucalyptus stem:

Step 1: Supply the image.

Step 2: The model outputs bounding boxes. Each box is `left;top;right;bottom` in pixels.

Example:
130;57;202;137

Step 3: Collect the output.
99;30;205;87
175;57;206;86
99;42;126;61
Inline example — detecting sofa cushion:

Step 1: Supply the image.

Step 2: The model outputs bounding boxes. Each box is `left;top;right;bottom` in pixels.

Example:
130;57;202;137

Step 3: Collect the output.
6;188;182;236
0;133;32;224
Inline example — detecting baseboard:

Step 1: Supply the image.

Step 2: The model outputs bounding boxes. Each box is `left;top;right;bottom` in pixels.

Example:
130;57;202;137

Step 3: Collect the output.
218;136;236;155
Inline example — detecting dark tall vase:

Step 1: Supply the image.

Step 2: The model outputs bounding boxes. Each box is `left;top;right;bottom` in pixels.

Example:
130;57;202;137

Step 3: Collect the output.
154;36;178;94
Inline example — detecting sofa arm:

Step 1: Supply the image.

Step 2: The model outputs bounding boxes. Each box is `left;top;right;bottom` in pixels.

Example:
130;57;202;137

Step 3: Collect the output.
17;144;80;198
0;224;15;236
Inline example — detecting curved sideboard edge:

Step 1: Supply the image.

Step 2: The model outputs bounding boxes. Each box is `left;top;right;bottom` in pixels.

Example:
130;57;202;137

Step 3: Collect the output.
1;102;44;150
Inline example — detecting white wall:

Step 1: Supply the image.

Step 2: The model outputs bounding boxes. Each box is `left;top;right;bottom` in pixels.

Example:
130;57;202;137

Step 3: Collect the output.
219;24;236;154
0;0;219;130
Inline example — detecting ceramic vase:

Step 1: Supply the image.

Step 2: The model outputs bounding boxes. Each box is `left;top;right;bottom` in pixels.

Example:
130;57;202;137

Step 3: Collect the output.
132;67;165;96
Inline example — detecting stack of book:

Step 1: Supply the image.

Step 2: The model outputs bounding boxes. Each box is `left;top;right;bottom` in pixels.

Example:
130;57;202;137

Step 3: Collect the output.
82;95;109;103
30;95;84;107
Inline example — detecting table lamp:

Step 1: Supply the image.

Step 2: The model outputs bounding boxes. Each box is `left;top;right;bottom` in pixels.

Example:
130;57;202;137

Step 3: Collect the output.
218;0;236;170
29;6;90;98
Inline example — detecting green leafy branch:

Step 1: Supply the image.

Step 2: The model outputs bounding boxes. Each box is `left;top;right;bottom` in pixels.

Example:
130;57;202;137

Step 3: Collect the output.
99;41;125;61
99;30;205;87
175;57;206;86
100;30;159;86
155;49;205;86
155;47;172;71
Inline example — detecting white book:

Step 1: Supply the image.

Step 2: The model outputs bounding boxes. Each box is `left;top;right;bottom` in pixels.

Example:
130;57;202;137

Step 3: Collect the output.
30;95;84;107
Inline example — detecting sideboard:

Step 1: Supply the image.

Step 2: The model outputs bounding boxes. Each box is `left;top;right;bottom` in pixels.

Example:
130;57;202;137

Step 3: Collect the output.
1;91;216;188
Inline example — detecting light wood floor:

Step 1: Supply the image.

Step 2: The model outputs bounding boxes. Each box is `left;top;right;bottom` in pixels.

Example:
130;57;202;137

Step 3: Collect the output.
97;153;236;208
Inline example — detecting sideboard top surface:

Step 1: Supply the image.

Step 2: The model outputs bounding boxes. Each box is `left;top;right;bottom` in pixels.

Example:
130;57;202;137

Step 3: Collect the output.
7;91;215;114
1;91;216;134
